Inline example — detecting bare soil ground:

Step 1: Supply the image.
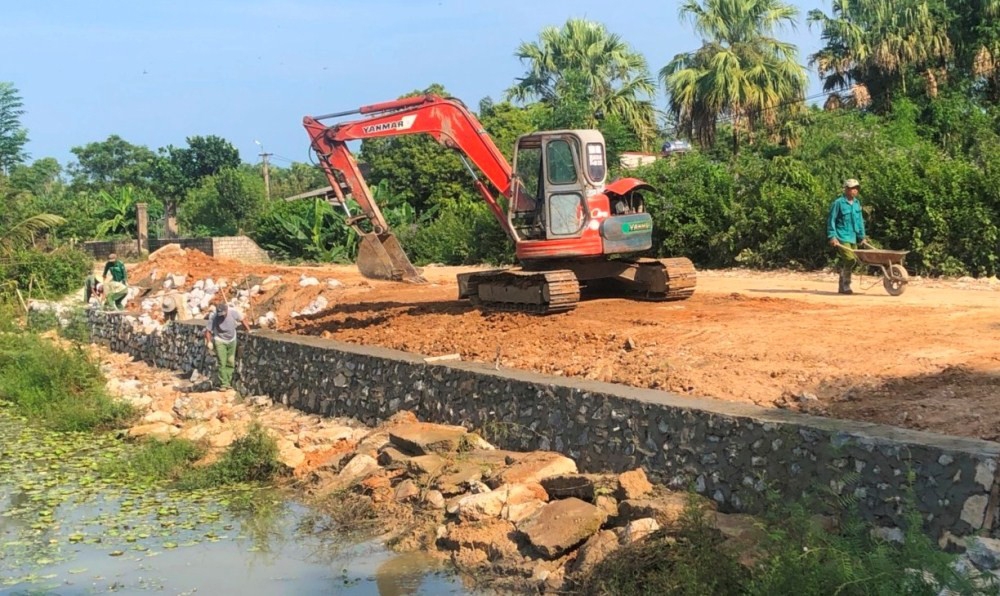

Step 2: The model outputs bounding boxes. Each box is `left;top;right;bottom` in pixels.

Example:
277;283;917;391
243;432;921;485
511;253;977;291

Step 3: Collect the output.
126;252;1000;442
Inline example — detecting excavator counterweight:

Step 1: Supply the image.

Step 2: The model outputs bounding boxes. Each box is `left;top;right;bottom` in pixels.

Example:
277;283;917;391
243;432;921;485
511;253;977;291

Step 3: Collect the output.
303;94;696;313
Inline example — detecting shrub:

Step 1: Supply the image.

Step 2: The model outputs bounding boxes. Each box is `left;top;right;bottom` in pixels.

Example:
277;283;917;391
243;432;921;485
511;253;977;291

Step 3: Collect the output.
405;200;514;266
178;423;281;489
1;246;92;298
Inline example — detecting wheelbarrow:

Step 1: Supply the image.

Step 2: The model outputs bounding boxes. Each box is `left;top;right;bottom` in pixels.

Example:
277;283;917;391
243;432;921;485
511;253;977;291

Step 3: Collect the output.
851;248;910;296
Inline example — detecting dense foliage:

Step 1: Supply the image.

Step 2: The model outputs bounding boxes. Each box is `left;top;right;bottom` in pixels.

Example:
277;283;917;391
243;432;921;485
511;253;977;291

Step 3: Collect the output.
3;2;1000;282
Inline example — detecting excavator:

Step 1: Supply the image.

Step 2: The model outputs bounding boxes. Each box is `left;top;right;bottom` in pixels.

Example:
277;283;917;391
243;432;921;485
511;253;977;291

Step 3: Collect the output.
302;94;696;314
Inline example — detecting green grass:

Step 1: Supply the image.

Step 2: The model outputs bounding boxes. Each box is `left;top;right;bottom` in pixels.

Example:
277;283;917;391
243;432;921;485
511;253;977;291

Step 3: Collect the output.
580;494;748;595
102;439;206;483
0;332;133;431
581;489;997;596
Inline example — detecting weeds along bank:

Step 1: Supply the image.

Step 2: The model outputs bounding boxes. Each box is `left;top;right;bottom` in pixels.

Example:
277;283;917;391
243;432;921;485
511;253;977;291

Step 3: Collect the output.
10;321;1000;594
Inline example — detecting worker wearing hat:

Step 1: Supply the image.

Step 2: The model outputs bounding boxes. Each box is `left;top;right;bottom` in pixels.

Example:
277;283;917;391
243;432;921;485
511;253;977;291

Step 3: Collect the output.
160;291;190;322
204;302;250;391
827;178;870;295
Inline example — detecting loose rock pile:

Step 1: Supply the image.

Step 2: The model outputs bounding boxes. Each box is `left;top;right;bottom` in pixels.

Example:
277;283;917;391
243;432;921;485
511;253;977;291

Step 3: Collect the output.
301;415;752;593
106;245;345;333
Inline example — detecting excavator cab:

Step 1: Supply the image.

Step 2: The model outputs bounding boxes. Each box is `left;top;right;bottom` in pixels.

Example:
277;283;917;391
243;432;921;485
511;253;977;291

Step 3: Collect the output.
510;131;608;241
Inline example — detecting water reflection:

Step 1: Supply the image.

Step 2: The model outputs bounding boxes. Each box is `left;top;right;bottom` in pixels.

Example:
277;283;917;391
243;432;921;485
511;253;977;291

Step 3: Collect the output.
0;406;470;595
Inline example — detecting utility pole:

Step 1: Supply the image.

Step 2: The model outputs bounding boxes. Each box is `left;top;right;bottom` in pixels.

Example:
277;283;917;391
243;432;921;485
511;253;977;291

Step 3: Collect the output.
255;140;272;201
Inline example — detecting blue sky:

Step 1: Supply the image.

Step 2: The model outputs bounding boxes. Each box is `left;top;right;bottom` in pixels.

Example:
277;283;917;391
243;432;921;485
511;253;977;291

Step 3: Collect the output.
3;1;829;170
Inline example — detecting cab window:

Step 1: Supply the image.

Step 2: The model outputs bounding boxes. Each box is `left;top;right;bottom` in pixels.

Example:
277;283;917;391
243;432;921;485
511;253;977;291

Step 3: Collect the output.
546;139;577;185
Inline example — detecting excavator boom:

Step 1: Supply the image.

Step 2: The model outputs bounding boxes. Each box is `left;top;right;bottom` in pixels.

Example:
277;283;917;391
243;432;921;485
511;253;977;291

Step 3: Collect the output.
303;95;516;282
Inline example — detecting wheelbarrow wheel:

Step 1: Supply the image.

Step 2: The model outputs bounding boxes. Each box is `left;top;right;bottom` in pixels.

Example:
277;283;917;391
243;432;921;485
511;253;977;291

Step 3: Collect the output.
883;264;908;296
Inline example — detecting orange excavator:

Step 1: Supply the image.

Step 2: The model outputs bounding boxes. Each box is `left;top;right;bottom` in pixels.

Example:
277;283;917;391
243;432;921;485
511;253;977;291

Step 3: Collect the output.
302;94;695;314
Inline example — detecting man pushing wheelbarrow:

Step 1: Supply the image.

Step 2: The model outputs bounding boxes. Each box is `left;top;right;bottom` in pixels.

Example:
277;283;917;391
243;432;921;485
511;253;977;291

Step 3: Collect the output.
826;177;910;296
827;178;870;295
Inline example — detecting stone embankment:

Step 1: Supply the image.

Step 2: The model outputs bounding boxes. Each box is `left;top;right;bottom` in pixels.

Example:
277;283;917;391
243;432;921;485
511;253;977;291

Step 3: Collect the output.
96;344;750;592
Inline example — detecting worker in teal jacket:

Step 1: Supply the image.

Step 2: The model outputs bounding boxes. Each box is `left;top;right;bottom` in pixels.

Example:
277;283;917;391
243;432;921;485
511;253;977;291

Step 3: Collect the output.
102;253;127;284
827;178;869;295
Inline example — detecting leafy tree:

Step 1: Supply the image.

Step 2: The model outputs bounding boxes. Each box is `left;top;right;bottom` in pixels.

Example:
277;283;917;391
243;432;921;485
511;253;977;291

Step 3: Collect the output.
0;82;29;175
179;167;264;236
254;196;354;262
268;162;328;201
153;135;241;235
167;135;241;182
808;0;954;106
68;135;157;190
9;158;62;196
358;85;475;214
477;98;540;161
506;19;658;149
947;0;1000;101
661;0;808;151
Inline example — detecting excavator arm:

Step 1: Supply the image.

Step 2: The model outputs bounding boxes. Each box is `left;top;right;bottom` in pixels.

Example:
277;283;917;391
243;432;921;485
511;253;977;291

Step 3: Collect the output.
303;95;517;281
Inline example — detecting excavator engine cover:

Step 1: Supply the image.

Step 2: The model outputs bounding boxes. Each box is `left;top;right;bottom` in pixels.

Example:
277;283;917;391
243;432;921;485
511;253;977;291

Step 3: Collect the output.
356;232;425;283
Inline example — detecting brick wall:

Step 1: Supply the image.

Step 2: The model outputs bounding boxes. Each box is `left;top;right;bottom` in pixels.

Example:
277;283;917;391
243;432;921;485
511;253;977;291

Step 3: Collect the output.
210;236;270;263
148;238;214;255
82;240;140;260
145;236;269;263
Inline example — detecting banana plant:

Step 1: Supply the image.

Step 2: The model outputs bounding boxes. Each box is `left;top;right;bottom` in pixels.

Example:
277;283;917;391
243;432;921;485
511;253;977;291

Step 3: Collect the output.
95;187;137;238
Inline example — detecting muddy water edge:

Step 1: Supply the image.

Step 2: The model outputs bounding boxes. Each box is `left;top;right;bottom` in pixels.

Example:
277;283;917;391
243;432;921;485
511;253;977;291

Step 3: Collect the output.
0;404;468;595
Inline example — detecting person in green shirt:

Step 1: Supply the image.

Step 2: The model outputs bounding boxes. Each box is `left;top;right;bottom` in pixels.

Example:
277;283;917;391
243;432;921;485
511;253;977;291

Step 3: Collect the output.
102;253;127;284
827;178;870;295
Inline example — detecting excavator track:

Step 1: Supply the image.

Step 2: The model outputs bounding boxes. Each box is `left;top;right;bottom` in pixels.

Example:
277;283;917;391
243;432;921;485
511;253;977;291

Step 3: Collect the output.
643;257;697;301
460;270;580;314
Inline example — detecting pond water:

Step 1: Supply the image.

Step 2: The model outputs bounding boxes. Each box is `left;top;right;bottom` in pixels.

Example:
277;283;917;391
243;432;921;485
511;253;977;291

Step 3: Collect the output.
0;405;470;595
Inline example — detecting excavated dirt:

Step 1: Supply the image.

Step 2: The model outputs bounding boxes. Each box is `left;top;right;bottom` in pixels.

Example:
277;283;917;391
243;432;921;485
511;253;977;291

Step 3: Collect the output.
120;251;1000;442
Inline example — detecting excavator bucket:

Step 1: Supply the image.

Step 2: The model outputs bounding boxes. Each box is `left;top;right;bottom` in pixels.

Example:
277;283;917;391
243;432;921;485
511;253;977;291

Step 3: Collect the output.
356;232;426;283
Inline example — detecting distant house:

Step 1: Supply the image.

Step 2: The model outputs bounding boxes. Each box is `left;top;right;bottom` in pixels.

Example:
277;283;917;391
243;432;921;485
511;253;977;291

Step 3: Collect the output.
619;152;661;169
661;139;693;155
619;140;694;170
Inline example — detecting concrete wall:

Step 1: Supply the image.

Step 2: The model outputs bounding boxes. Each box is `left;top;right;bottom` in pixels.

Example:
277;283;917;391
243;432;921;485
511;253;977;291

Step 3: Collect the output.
146;236;270;264
88;311;1000;541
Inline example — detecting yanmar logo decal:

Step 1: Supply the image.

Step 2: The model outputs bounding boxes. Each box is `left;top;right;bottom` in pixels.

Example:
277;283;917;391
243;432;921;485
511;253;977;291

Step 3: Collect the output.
362;115;417;134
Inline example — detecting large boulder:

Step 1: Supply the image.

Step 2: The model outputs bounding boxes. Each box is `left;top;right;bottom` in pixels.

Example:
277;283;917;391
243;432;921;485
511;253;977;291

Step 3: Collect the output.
622;518;661;544
571;530;620;576
518;497;608;559
337;454;380;487
128;422;178;442
492;451;577;486
616;468;653;500
617;493;713;526
276;438;305;472
389;422;469;455
540;475;595;501
456;483;548;521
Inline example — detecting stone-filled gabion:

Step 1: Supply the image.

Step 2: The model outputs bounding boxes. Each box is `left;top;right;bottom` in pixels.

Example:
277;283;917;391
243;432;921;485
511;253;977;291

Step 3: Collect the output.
88;311;1000;541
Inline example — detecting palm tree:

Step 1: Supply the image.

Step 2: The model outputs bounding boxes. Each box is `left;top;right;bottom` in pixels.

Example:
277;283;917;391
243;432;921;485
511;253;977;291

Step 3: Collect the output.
808;0;953;105
0;213;66;255
506;19;658;149
661;0;808;152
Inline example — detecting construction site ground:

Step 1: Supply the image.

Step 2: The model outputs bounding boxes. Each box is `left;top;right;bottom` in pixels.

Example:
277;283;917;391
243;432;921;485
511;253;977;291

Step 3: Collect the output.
126;251;1000;443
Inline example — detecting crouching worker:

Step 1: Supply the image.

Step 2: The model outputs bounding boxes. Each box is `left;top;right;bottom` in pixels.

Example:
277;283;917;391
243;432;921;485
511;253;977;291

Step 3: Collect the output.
204;302;250;390
102;280;129;311
160;293;190;322
84;273;100;305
